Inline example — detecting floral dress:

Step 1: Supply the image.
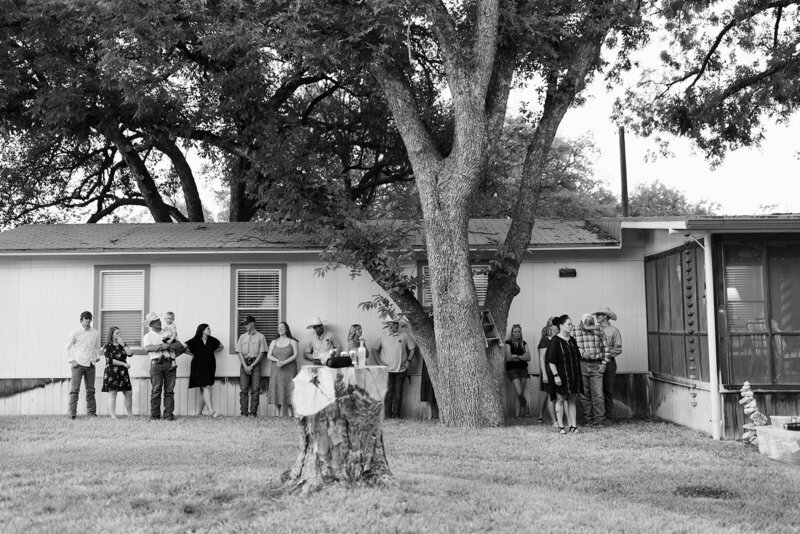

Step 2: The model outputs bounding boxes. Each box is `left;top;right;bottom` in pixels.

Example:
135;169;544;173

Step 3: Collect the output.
102;342;132;392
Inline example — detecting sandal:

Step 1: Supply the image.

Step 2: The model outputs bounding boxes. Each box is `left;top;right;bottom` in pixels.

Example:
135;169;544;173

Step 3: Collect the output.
211;412;222;418
558;426;566;435
537;417;544;424
569;426;578;433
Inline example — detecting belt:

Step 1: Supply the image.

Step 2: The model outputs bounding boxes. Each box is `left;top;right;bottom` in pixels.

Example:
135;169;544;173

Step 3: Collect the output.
581;358;603;363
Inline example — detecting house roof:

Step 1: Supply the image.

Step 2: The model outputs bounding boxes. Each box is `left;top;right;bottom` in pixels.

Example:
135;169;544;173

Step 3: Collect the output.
618;215;800;234
0;219;619;255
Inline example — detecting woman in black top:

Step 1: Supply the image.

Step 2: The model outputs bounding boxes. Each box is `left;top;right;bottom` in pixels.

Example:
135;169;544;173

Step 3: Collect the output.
536;317;558;424
545;314;584;434
505;324;531;418
186;323;224;418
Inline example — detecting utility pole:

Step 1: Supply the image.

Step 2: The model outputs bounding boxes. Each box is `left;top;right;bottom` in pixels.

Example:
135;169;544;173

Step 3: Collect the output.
619;126;629;217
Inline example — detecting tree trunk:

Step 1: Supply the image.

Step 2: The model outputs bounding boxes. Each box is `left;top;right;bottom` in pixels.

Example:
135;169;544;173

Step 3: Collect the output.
424;205;504;427
277;366;391;494
229;156;257;222
103;126;173;223
154;135;205;222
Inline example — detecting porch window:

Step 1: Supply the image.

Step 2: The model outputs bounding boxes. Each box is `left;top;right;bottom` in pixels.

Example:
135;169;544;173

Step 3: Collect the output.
722;240;800;386
230;265;285;347
95;266;149;347
644;243;709;382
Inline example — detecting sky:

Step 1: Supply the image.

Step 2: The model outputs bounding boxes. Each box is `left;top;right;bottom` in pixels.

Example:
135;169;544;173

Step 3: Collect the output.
511;53;800;217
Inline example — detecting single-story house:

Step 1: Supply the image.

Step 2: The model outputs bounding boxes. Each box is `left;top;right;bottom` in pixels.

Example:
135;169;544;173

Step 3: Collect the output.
2;216;797;438
0;219;649;421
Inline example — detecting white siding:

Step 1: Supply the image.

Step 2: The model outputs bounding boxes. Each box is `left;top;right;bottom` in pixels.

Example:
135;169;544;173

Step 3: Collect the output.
0;263;93;379
507;257;648;373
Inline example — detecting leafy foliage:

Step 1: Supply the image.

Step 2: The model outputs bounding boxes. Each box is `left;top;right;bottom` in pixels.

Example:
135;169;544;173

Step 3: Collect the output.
617;0;800;163
628;179;719;216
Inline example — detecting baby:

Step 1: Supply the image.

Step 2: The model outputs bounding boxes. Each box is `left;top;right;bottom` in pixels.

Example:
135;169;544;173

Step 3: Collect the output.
161;311;186;361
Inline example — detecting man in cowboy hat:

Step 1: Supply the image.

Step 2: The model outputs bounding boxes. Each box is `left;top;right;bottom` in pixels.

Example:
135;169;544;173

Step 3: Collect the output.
64;310;101;419
594;306;622;423
372;316;416;419
235;315;268;417
143;311;180;420
572;313;609;426
302;316;339;366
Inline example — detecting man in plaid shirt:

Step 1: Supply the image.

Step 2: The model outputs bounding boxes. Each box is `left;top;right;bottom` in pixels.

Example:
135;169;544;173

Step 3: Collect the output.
572;314;609;426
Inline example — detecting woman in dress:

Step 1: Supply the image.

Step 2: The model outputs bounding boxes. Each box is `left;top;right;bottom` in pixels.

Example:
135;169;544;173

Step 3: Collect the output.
267;321;300;417
505;324;531;418
536;317;558;425
545;314;584;434
102;326;133;418
186;323;224;418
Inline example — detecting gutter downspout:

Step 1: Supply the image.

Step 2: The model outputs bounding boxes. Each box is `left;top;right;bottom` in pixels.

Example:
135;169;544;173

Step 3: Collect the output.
704;232;722;440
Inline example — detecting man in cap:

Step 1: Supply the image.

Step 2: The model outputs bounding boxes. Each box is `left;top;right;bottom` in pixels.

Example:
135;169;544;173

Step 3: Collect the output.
372;317;416;419
594;306;622;423
143;311;180;420
303;316;339;365
572;313;609;426
236;315;268;417
64;310;101;419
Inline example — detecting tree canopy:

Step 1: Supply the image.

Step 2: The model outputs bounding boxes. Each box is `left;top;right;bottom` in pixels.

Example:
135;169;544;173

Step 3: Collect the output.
628;179;719;216
618;0;800;163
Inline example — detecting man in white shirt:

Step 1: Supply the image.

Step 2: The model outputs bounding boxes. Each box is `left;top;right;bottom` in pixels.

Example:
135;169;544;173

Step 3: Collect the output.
64;311;101;419
372;318;416;419
143;311;179;420
303;316;339;365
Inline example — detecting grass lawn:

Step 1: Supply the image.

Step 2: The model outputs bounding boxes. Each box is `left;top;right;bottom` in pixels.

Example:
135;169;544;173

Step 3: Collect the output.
1;416;799;533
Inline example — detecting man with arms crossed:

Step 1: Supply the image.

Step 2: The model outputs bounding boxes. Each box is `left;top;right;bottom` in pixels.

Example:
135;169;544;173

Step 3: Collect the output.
373;318;416;419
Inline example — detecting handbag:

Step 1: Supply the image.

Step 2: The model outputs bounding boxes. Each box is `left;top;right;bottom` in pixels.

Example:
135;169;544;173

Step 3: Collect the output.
326;356;353;368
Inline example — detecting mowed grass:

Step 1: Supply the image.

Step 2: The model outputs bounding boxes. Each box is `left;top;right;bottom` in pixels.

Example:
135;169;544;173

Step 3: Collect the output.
1;416;799;534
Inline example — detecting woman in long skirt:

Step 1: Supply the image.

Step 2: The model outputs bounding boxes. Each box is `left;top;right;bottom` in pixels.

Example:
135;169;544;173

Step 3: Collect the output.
267;322;300;417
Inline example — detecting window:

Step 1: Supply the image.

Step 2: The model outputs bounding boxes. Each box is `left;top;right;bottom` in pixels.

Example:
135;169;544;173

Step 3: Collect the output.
720;239;800;386
419;264;488;308
231;265;285;347
644;243;708;382
94;266;149;347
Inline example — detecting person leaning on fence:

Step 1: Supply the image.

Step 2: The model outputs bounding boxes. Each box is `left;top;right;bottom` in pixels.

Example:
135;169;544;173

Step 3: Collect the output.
372;317;416;419
64;310;101;419
505;324;531;418
537;317;558;425
143;311;180;421
236;315;267;417
102;326;133;418
572;313;608;426
594;306;622;423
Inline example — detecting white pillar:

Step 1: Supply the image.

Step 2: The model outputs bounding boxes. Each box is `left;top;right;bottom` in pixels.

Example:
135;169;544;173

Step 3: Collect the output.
704;232;722;440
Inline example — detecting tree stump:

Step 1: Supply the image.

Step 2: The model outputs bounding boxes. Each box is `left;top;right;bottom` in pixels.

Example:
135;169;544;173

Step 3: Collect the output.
277;365;391;494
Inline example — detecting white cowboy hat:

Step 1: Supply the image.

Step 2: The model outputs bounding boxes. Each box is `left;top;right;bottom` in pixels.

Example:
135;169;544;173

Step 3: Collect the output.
593;306;617;321
143;311;161;325
306;316;326;329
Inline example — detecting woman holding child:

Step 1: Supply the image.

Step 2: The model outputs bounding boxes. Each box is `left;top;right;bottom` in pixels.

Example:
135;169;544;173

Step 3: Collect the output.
186;323;224;418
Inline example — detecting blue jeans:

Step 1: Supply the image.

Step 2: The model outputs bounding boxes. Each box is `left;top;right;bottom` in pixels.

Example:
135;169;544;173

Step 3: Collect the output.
580;360;605;424
603;358;617;419
150;359;177;418
385;370;406;418
240;362;261;416
69;363;96;416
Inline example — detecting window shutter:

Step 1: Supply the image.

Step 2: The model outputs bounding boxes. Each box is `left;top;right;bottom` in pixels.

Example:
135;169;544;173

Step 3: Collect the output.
420;265;487;307
237;269;281;340
99;270;144;346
